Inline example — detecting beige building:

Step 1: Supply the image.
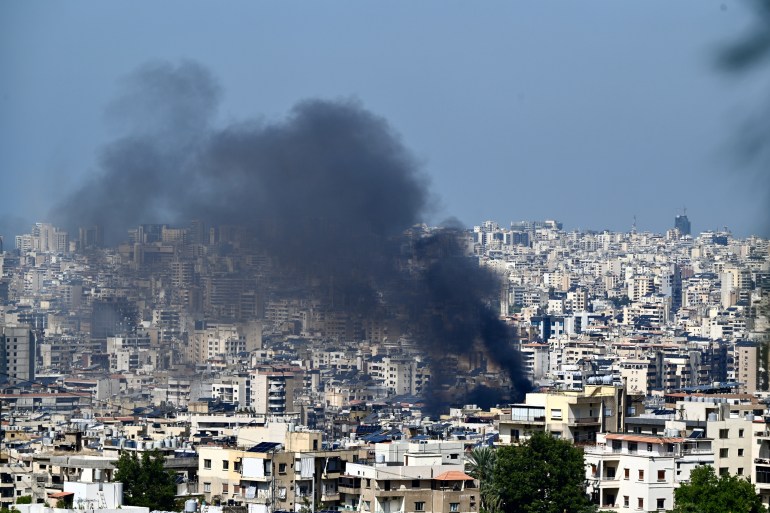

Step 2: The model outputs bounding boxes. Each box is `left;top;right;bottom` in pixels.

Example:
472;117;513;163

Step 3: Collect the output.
197;431;360;512
341;441;478;513
498;385;632;444
250;366;303;415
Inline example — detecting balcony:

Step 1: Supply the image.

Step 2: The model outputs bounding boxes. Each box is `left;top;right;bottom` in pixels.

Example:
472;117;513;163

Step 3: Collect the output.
569;417;600;426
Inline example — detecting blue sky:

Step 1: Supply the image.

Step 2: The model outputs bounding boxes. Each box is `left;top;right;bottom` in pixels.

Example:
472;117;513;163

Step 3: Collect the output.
1;1;768;240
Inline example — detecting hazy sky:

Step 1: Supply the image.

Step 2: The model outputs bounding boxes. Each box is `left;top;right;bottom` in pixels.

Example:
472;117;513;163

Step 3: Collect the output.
2;1;768;240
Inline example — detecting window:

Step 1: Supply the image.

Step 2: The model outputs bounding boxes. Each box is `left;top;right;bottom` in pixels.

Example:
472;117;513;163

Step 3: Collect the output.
222;484;228;494
204;483;211;493
203;459;212;470
720;448;729;458
719;467;729;476
624;468;630;480
739;429;745;438
415;502;425;511
647;443;653;452
739;449;745;456
279;463;287;474
623;496;629;507
657;470;665;481
450;454;459;460
657;498;665;510
719;429;729;439
450;503;459;512
628;442;638;453
234;461;241;472
223;460;229;470
638;469;644;481
738;468;744;475
638;498;643;510
550;409;562;419
412;480;420;488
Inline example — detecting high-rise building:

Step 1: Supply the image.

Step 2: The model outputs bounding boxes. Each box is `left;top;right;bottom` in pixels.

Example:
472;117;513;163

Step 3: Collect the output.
250;367;302;415
0;325;36;387
674;214;691;236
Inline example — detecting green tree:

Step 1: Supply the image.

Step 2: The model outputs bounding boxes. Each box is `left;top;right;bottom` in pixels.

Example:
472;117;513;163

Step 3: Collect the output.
113;450;177;511
466;446;500;513
672;465;766;513
14;496;32;505
491;431;593;513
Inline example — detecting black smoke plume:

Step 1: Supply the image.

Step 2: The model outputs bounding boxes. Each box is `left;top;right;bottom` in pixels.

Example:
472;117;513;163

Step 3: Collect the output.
52;60;530;409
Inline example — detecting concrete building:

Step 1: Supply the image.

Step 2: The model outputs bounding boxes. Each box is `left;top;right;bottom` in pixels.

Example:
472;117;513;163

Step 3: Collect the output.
250;367;303;416
0;325;35;387
584;431;713;512
498;385;632;444
341;441;476;513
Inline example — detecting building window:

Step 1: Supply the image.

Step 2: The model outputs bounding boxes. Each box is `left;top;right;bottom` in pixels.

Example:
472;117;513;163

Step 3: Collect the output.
719;467;729;476
223;460;229;470
720;448;729;458
234;461;241;472
415;502;425;511
412;480;420;488
739;429;745;438
628;442;638;453
657;470;665;481
638;498;643;510
279;463;287;474
739;449;745;457
449;503;459;512
657;498;665;510
222;484;228;494
550;409;562;419
638;469;644;481
719;429;729;439
738;468;744;475
203;483;211;493
203;459;212;470
623;496;629;507
624;468;630;480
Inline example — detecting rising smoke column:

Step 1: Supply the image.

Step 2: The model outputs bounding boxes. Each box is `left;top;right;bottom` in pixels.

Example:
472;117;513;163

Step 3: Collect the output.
52;60;531;408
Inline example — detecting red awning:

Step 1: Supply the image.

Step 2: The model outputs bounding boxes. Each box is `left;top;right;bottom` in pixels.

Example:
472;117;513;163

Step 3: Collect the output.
48;492;74;499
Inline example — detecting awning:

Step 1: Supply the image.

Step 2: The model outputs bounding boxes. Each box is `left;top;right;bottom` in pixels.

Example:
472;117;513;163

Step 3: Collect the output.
48;492;74;499
434;471;474;481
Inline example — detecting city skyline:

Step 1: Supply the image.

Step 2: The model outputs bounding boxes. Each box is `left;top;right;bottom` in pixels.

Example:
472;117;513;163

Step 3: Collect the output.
2;1;769;241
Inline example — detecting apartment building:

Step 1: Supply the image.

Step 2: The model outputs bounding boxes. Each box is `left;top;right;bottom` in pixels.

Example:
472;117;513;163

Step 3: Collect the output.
197;431;359;512
584;432;714;512
498;385;630;444
340;441;477;513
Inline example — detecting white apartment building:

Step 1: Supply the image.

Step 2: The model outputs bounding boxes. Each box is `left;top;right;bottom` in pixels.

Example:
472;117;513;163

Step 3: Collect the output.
584;432;713;512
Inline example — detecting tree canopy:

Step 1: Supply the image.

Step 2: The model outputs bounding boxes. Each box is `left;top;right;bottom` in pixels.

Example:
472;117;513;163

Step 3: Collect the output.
491;431;593;513
673;465;766;513
112;449;177;511
466;446;499;512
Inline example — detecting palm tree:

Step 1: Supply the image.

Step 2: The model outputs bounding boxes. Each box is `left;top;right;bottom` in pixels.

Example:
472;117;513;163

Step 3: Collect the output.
466;446;499;513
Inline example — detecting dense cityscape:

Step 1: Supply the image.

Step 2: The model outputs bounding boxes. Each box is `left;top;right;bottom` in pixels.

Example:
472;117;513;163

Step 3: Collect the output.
0;213;768;513
5;2;770;512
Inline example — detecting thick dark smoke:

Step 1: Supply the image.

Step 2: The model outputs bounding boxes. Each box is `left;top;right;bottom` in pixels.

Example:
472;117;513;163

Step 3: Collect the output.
51;60;530;409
